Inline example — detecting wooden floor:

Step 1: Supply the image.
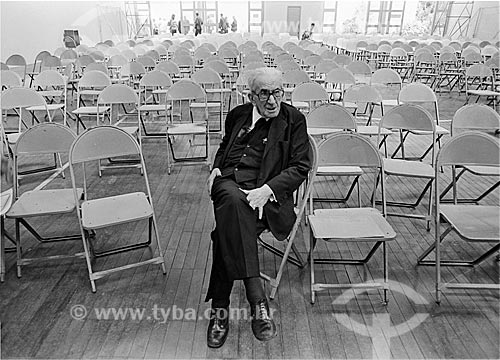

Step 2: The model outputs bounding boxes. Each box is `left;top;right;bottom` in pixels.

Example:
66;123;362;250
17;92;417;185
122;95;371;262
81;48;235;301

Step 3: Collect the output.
1;90;499;359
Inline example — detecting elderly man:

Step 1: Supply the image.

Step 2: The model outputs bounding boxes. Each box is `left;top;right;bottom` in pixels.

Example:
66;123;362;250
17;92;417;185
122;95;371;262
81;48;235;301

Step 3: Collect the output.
205;67;312;348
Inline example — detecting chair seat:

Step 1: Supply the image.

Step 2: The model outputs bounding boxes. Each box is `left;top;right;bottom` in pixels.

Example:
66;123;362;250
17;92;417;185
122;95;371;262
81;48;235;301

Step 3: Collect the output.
381;99;398;107
309;207;396;241
440;205;499;242
118;126;138;135
6;133;21;144
356;126;393;136
1;188;13;216
463;165;500;176
190;102;220;108
292;101;309;109
139;104;171;112
7;188;83;218
27;104;65;112
73;106;110;115
384;158;434;178
80;89;104;96
410;125;450;136
81;192;152;229
467;89;500;96
166;123;206;135
307;127;343;136
38;90;64;98
317;165;363;176
206;88;231;94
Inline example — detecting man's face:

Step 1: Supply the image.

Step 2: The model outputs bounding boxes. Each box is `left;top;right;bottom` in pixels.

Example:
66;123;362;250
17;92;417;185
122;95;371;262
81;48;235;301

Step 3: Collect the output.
250;77;283;119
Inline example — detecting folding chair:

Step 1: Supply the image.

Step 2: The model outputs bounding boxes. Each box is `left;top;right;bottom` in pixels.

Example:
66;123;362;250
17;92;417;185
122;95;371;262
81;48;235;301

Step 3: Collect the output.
165;79;210;174
346;60;373;85
411;51;439;89
308;132;396;304
6;123;84;278
377;104;436;229
6;54;27;85
156;60;182;81
68;126;167;292
191;68;227;134
259;134;318;299
28;70;68;126
417;132;499;303
396;83;450;161
27;50;51;87
324;67;356;102
370;68;402;114
439;104;500;204
282;69;311;101
306;104;363;208
96;84;141;175
290;81;328;114
138;70;172;138
0;88;60;178
464;64;500;111
71;70;111;133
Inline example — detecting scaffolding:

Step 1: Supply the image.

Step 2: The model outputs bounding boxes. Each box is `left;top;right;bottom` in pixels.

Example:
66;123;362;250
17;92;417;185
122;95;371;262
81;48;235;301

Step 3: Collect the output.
125;1;152;40
431;1;474;38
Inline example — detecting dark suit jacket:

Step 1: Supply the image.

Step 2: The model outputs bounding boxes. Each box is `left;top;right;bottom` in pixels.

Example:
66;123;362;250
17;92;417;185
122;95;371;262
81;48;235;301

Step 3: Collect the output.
213;102;311;240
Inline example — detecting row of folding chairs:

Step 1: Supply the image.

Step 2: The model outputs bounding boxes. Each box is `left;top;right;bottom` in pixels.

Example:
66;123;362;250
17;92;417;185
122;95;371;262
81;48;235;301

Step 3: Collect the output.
305;103;499;305
0;123;166;291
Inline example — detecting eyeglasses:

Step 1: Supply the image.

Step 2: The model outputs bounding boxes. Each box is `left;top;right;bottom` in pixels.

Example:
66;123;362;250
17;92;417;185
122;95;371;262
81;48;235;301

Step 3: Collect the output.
252;88;284;102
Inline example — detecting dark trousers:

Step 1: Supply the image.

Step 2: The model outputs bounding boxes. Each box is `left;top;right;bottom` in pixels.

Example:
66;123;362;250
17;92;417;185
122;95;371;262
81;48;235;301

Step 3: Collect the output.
206;176;267;307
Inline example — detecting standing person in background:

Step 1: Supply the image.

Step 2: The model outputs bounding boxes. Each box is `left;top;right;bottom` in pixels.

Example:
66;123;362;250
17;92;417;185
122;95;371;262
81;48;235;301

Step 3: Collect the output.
182;16;190;35
219;13;228;34
231;16;237;32
301;22;315;40
194;12;203;36
168;14;178;36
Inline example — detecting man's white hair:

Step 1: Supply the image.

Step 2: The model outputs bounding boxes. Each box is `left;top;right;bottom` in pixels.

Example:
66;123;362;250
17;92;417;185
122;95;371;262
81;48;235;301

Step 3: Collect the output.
247;67;283;92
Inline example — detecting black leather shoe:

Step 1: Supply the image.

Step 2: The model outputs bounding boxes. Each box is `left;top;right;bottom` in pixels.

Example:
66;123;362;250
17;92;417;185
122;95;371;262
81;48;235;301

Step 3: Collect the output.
207;307;229;348
250;299;277;341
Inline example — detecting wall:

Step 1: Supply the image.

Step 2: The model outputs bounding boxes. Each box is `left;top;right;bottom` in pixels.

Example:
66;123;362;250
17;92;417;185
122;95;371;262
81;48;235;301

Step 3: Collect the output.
1;1;127;63
263;1;323;36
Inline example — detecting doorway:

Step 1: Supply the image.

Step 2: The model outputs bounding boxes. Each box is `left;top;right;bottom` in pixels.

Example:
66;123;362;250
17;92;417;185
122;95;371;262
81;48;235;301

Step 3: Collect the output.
287;6;301;38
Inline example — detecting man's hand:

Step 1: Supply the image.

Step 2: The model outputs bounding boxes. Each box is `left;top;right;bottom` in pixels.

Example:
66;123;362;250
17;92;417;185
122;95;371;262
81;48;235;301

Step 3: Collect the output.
239;184;273;219
207;168;221;196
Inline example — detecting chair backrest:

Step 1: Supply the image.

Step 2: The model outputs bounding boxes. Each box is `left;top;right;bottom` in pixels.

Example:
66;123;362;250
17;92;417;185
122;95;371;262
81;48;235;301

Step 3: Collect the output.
315;60;339;74
325;67;356;85
451;104;500;136
316;132;385;209
346;60;372;76
33;69;66;88
283;69;311;86
465;63;493;77
277;60;301;72
291;82;328;103
41;55;62;70
6;54;26;66
12;123;76;197
139;70;172;88
97;84;139;105
317;132;382;168
204;59;230;74
434;131;500;208
191;67;223;86
166;79;206;101
121;61;146;77
84;62;108;74
1;70;22;89
343;84;382;104
78;70;111;88
155;60;180;76
379;103;436;133
399;82;437;104
136;55;157;69
0;87;48;110
306;103;357;131
69;125;141;164
370;68;402;86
